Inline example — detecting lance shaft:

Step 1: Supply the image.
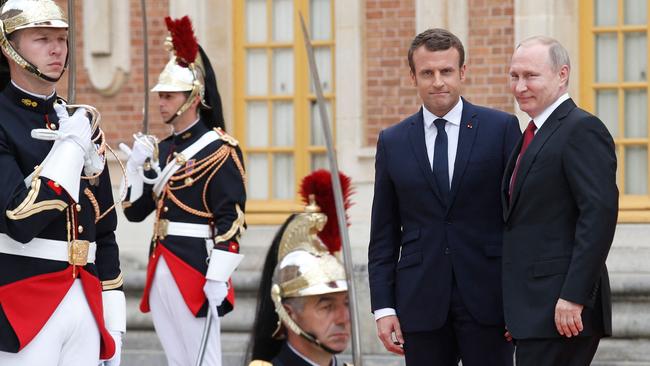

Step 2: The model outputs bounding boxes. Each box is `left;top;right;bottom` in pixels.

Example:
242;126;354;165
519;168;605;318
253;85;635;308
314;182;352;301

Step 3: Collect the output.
141;0;149;134
299;14;363;366
67;0;76;103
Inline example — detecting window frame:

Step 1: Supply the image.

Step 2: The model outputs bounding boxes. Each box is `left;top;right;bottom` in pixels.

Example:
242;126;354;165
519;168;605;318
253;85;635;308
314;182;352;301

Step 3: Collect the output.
580;0;650;222
233;0;336;224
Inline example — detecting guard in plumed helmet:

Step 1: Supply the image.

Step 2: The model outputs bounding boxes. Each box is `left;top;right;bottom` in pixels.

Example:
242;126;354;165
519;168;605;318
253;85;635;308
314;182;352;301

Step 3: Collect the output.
0;1;125;365
121;15;246;366
248;170;354;366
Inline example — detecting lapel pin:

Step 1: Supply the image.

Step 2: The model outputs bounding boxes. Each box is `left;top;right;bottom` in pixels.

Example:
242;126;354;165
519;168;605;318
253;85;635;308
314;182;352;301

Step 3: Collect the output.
466;121;473;129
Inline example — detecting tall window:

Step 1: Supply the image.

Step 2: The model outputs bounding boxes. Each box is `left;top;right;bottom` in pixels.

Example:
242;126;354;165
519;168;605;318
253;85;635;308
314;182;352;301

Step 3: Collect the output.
234;0;335;224
580;0;650;222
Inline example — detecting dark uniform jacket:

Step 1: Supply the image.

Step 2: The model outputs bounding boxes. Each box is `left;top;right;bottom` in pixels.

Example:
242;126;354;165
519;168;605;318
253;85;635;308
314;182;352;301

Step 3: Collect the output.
0;83;122;358
123;120;246;317
250;343;350;366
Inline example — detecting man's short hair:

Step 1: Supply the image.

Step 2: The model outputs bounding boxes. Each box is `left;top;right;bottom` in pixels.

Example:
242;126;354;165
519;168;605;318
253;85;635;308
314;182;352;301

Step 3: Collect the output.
408;28;465;73
282;297;306;314
517;36;571;72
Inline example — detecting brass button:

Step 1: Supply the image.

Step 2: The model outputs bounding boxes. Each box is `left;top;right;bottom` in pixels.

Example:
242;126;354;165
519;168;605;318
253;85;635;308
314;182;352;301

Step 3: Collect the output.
76;204;82;212
78;225;84;233
163;206;169;212
184;177;194;186
49;123;57;130
53;182;60;187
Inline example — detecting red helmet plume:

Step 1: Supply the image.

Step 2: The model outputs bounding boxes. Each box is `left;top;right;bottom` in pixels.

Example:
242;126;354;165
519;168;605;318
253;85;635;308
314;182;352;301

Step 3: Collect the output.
164;16;198;67
299;170;354;253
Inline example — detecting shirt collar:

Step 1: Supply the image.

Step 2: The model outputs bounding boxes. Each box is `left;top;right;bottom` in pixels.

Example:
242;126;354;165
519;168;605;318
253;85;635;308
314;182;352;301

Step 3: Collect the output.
287;343;336;366
423;97;463;129
11;80;55;100
173;117;201;135
172;118;208;146
531;93;570;130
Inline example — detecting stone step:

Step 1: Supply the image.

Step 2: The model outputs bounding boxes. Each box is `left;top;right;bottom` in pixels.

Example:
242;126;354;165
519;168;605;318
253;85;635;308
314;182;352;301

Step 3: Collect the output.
120;330;650;366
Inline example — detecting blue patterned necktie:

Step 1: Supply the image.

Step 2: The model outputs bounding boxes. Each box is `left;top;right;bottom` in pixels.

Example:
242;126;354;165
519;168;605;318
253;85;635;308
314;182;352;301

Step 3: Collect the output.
433;118;449;202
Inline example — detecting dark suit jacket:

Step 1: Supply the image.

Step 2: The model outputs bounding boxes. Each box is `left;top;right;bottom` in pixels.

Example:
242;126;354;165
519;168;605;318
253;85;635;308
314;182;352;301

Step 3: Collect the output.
368;98;521;332
501;98;618;339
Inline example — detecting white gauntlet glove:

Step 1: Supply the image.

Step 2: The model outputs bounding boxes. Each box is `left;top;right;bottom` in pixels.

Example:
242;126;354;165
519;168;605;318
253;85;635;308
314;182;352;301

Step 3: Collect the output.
119;134;156;201
35;104;91;201
100;290;126;366
203;280;228;312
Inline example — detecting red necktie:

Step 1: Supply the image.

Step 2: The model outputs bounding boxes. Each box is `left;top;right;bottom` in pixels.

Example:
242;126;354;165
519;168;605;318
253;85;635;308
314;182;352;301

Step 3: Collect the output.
509;120;537;198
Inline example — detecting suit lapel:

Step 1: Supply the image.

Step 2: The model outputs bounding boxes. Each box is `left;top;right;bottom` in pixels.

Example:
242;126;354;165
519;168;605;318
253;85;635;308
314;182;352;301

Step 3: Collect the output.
447;99;478;213
408;107;443;202
502;137;522;221
507;99;577;217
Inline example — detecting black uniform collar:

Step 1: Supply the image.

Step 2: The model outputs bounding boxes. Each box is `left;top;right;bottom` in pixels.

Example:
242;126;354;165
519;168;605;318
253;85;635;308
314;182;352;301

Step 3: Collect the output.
3;82;57;114
276;342;338;366
172;118;209;146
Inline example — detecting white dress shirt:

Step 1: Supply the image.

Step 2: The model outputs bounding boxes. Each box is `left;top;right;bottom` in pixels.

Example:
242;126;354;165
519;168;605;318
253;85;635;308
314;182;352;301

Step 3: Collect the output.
423;97;463;187
374;98;464;321
529;93;570;133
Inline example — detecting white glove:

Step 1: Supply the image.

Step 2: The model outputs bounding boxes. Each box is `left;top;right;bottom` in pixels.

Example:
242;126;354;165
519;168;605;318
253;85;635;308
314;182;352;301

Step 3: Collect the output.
119;136;155;201
83;144;105;177
121;137;153;172
99;330;122;366
203;279;228;312
54;103;92;154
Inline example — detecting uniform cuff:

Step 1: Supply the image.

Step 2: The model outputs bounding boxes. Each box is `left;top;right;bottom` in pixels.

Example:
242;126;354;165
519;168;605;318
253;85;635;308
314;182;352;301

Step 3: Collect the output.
102;290;126;333
205;249;244;282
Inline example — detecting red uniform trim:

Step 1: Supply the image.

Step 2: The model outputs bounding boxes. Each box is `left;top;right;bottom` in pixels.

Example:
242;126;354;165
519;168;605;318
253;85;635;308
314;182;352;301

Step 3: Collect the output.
140;242;235;316
0;266;115;359
46;180;63;195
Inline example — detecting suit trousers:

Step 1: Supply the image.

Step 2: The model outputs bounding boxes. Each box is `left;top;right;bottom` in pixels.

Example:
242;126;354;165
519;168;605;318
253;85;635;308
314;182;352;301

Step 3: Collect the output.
0;280;100;366
516;336;600;366
150;257;222;366
402;274;513;366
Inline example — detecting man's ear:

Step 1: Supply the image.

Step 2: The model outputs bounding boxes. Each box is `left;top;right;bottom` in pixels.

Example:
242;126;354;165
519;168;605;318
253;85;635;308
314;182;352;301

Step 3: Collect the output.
558;64;570;86
283;303;296;321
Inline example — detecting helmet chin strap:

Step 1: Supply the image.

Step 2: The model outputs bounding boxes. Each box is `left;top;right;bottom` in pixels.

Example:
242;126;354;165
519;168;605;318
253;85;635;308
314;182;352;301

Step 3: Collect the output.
164;85;201;125
271;285;344;355
0;25;68;83
299;330;343;355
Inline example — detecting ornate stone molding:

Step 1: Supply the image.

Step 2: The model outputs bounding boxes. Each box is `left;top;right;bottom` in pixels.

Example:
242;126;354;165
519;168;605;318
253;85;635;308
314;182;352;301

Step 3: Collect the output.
82;0;130;96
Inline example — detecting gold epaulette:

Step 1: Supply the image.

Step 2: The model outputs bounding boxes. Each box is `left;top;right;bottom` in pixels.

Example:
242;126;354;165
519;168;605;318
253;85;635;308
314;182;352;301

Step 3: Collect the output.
248;361;272;366
214;127;239;146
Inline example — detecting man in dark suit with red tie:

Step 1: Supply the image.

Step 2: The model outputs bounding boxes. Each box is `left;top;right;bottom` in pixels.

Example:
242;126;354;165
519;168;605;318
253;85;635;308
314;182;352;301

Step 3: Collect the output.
503;36;618;365
368;28;521;365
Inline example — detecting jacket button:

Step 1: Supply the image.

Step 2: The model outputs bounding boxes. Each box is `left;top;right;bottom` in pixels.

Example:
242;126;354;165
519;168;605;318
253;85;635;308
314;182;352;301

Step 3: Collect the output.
444;247;450;255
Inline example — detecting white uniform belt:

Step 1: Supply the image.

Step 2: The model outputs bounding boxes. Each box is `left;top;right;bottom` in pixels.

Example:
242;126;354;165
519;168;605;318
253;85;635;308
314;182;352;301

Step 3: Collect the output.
0;233;96;263
164;221;212;238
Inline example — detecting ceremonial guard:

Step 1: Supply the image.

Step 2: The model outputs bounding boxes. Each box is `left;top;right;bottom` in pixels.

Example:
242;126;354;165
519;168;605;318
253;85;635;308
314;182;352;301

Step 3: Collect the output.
248;170;353;366
0;0;125;365
121;16;246;366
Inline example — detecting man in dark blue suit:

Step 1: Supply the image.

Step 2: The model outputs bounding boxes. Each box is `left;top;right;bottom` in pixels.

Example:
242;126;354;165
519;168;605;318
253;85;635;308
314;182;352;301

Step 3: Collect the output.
368;28;521;365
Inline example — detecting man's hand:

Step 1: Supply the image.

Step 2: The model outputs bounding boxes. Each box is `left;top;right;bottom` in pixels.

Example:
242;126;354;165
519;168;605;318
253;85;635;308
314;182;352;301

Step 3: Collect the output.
54;103;92;153
555;298;584;337
376;315;405;355
203;279;228;311
504;329;513;342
